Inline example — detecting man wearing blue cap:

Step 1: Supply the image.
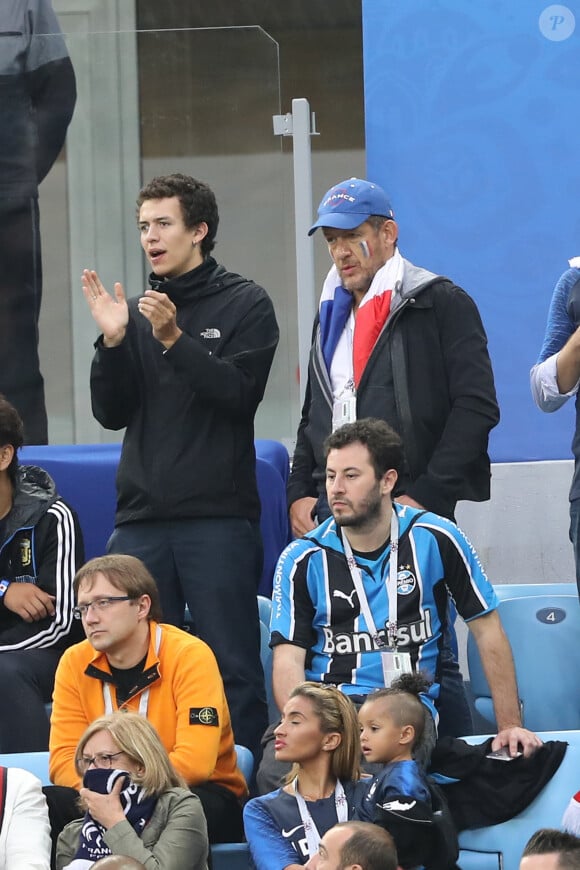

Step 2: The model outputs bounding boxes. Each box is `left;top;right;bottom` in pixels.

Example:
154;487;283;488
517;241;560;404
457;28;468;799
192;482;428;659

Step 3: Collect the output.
289;177;499;531
284;177;499;739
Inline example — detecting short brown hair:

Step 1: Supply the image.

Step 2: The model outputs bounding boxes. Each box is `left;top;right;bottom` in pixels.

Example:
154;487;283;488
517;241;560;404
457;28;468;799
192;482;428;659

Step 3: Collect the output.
523;829;580;869
136;173;218;257
74;554;163;623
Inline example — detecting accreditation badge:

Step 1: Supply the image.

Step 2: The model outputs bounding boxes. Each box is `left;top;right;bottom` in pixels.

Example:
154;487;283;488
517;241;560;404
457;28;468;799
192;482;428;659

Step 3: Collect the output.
381;650;413;687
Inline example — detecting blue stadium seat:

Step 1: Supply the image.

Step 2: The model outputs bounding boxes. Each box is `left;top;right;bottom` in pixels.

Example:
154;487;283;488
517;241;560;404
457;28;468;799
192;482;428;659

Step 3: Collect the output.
468;595;580;731
494;582;575;600
458;730;580;870
19;442;290;596
211;745;254;870
257;594;272;626
0;750;50;785
210;842;251;870
234;744;254;787
260;619;279;724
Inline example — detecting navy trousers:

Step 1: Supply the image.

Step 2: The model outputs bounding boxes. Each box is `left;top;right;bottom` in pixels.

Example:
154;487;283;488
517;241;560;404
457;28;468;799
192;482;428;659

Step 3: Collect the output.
0;197;47;444
108;518;269;763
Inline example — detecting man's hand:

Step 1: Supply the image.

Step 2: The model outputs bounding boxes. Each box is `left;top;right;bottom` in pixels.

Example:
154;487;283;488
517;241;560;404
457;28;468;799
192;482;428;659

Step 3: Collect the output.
138;289;182;348
289;497;317;538
79;776;125;829
4;583;56;622
82;269;129;347
491;726;543;759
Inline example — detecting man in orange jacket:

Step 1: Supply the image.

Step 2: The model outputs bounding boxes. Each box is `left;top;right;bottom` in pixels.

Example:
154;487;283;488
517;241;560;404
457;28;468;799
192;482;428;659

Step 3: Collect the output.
49;553;246;844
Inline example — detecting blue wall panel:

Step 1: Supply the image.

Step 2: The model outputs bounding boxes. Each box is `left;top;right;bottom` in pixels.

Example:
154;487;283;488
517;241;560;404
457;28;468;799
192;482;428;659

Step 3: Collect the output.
363;0;580;461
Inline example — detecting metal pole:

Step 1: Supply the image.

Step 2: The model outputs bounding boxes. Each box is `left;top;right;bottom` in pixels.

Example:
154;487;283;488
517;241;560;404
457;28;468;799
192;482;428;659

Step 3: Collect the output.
273;98;318;403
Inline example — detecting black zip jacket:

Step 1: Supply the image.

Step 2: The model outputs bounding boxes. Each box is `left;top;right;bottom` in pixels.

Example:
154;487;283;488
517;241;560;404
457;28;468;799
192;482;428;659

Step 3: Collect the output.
0;465;84;650
90;257;279;524
288;259;500;519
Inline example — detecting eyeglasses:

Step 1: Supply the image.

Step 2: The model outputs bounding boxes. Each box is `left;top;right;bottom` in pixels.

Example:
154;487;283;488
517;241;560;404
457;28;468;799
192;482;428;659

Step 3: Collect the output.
73;596;133;620
76;750;126;772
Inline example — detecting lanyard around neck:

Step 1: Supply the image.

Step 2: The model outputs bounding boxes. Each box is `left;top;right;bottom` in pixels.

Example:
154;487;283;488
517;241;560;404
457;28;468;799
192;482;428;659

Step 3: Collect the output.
103;624;162;715
292;778;348;858
341;505;399;649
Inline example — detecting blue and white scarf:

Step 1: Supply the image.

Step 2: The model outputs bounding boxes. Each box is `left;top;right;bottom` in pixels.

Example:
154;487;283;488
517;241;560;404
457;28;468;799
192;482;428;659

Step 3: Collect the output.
63;767;157;868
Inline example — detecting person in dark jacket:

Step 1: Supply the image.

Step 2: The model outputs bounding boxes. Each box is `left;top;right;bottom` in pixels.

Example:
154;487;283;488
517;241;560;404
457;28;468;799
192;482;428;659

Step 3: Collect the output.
289;177;499;534
288;177;499;739
0;1;76;443
0;394;83;751
81;173;279;761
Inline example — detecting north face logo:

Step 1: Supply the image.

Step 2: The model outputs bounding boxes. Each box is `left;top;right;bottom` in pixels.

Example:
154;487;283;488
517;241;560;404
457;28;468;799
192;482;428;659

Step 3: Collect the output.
200;328;221;339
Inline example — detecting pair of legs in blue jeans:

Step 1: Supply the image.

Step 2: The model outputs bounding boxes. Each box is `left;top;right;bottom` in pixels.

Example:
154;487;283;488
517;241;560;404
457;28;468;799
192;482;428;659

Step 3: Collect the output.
108;517;268;763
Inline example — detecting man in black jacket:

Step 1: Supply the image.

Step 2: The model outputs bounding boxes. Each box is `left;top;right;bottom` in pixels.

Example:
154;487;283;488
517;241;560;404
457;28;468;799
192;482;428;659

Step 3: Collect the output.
288;177;499;738
0;394;83;751
289;177;499;534
0;1;76;443
82;173;279;761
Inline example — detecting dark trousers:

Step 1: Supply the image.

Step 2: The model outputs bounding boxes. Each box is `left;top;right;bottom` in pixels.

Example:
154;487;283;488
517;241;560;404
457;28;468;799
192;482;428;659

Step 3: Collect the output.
569;497;580;597
107;518;269;763
0;197;48;444
0;647;61;751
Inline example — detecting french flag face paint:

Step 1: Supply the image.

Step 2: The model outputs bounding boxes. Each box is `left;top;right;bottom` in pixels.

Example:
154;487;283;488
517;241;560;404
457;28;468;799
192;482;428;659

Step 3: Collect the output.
360;240;371;258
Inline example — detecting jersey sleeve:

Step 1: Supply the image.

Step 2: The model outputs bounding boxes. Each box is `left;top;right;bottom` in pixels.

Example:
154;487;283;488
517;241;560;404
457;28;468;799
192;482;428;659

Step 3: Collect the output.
270;540;318;649
419;518;498;622
244;794;301;870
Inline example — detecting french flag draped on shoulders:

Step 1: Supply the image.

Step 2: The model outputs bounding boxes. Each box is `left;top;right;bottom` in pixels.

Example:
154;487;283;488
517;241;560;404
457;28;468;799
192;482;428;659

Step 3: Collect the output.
319;250;405;385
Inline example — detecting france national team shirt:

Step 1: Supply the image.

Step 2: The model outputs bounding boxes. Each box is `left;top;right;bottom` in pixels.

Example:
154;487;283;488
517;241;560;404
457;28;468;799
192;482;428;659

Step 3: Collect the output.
355;760;432;823
244;783;359;869
271;503;497;710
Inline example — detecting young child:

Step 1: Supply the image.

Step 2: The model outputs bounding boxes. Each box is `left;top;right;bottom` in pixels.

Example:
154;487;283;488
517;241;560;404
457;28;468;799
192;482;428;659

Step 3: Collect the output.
354;673;458;869
355;672;432;822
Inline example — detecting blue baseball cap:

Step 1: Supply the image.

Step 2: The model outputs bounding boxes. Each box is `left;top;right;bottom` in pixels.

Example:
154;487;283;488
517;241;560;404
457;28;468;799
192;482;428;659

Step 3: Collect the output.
308;178;394;236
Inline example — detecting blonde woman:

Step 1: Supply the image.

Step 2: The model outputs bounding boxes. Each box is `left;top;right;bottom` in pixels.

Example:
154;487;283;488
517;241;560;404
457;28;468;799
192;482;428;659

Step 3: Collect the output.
244;682;361;869
56;712;208;870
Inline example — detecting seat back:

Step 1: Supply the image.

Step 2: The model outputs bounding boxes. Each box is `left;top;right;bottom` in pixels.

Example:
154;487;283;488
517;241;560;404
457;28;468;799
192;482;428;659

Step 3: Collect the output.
257;594;273;626
458;730;579;870
255;458;291;595
495;582;575;601
0;751;50;785
468;595;580;730
234;744;254;787
260;620;279;724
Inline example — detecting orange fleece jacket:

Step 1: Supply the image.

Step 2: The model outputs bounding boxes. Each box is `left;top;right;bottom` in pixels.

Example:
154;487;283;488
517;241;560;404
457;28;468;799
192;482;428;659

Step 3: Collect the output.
49;621;246;798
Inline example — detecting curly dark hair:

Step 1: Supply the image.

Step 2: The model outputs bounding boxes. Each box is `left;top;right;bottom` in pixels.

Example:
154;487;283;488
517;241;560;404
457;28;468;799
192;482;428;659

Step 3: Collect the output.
361;671;432;751
324;418;404;481
136;173;219;257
